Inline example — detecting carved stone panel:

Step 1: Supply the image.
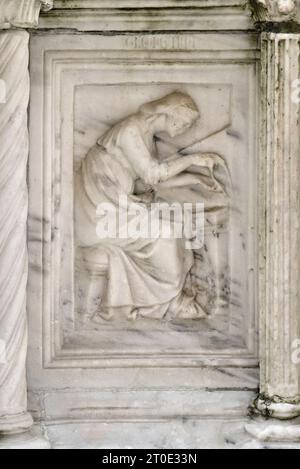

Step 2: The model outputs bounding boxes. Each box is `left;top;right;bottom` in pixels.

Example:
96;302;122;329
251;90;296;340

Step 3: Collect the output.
28;33;259;378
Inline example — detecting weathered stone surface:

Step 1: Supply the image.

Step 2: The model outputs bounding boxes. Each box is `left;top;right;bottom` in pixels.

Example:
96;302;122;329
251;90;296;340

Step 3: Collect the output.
0;30;33;435
27;33;259;378
0;0;52;439
0;426;50;449
0;0;299;450
255;33;300;421
38;0;254;31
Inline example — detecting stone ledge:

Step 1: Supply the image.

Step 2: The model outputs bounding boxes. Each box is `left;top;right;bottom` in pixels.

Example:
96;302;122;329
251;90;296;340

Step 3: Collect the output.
51;0;249;9
37;1;254;31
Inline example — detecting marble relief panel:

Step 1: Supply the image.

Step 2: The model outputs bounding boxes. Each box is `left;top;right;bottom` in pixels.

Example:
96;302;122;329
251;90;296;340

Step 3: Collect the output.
28;34;259;368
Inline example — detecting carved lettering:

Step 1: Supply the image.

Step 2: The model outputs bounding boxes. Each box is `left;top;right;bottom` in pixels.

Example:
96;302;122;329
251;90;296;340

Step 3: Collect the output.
125;35;196;50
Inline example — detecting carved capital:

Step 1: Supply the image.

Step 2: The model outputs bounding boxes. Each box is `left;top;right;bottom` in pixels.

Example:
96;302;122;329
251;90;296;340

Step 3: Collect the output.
41;0;54;12
250;0;300;25
0;0;53;29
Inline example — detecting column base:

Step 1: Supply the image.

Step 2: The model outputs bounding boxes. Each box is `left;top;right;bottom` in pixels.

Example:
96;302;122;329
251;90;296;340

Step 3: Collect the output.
0;427;50;449
243;396;300;447
252;397;300;420
245;417;300;446
0;412;33;435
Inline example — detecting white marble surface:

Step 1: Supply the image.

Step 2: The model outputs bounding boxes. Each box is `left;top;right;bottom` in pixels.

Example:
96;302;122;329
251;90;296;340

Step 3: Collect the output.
38;0;254;31
24;30;261;434
38;419;255;449
28;33;259;373
0;0;52;28
257;33;300;414
1;418;299;449
0;427;50;449
0;0;299;450
16;418;297;449
74;91;228;322
0;30;32;434
246;418;300;443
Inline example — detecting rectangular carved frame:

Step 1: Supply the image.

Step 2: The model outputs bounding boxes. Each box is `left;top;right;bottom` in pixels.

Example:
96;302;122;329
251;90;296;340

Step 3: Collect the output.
28;32;260;370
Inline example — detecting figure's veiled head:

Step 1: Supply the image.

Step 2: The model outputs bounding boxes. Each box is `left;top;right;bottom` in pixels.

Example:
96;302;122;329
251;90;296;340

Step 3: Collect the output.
139;91;200;137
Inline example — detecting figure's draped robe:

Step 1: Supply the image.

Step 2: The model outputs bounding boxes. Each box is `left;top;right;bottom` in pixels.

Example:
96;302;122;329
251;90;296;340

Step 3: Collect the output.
75;117;227;319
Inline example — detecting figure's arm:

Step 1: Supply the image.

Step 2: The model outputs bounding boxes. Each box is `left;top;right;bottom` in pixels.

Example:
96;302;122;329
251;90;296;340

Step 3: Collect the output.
121;125;169;185
162;153;229;183
121;125;228;187
162;155;198;180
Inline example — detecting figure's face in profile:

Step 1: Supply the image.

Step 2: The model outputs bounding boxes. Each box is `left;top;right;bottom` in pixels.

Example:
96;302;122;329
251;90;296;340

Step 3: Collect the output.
165;108;198;137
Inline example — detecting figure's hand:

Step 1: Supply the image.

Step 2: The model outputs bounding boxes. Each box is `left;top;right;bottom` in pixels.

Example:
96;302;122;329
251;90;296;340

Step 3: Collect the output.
192;153;230;193
192;153;228;172
136;189;155;205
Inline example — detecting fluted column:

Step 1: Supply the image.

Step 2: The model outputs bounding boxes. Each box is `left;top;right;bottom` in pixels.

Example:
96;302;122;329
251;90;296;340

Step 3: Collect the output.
256;33;300;419
247;2;300;442
0;0;52;436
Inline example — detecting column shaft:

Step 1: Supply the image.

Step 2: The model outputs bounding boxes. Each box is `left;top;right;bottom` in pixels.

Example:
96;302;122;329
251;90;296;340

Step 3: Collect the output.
258;32;300;418
0;30;33;434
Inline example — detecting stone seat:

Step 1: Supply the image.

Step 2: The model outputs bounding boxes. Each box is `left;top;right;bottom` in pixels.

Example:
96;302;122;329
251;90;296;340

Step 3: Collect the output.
75;247;109;317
